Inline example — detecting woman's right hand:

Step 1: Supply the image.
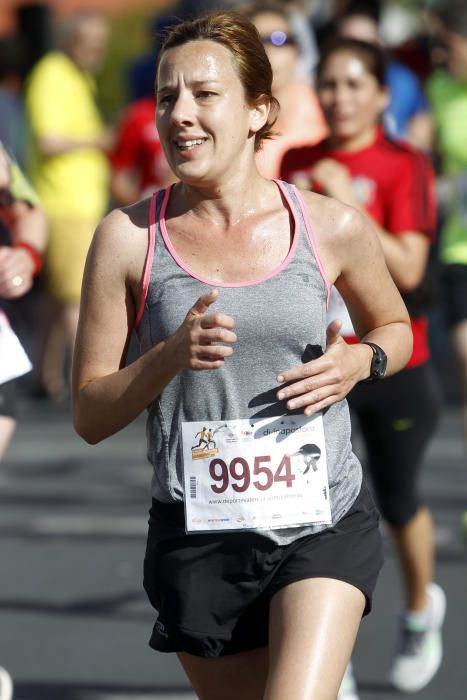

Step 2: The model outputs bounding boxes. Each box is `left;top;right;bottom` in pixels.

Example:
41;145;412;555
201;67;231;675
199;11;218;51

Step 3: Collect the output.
310;159;355;203
168;289;237;371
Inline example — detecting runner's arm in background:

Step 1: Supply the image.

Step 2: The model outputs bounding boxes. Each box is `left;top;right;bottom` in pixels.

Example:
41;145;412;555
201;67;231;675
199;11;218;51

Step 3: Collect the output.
35;130;114;157
0;152;47;298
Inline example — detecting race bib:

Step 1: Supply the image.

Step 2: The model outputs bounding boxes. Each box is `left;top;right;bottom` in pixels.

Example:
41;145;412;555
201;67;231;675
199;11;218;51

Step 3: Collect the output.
0;311;32;385
182;414;331;533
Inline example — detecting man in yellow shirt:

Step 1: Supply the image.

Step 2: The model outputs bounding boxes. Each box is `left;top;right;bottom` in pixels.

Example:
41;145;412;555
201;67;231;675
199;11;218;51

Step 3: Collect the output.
25;11;111;398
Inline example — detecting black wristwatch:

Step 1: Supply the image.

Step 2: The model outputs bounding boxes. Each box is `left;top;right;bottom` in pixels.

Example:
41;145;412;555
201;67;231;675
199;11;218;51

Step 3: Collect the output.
360;342;387;383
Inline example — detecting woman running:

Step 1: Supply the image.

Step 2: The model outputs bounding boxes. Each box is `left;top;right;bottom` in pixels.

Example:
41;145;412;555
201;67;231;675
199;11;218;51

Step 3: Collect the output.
72;14;412;700
281;37;445;697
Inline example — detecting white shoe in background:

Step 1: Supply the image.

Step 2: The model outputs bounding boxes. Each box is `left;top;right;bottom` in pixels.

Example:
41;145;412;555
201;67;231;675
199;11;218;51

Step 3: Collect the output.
0;666;13;700
389;582;446;693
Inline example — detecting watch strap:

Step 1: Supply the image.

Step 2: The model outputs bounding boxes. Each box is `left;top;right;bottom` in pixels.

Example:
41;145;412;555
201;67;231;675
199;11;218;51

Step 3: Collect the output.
360;341;387;383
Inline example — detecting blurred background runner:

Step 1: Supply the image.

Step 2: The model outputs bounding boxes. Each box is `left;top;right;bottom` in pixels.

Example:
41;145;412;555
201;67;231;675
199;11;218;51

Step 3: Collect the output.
0;140;47;700
25;11;111;401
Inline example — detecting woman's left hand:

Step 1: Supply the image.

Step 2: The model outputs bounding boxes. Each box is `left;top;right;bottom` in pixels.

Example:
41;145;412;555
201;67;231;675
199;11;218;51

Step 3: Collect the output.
311;159;355;202
276;320;371;416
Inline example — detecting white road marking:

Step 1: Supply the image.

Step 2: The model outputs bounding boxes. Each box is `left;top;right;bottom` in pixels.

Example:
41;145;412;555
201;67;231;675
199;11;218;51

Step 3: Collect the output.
28;515;147;536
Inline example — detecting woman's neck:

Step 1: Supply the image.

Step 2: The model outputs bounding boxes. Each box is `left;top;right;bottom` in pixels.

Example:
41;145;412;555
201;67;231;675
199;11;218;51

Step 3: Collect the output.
171;171;275;231
327;125;379;153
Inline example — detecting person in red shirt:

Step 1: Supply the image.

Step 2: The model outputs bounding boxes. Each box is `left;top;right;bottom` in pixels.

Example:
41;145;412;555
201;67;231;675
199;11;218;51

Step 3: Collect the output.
110;97;174;206
281;37;445;698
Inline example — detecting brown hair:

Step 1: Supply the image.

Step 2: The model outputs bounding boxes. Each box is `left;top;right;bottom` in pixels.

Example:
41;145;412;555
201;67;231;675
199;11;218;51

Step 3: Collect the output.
317;36;388;87
156;10;279;151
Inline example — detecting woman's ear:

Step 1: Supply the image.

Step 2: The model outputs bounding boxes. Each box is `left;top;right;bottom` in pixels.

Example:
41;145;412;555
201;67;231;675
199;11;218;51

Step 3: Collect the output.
249;97;270;136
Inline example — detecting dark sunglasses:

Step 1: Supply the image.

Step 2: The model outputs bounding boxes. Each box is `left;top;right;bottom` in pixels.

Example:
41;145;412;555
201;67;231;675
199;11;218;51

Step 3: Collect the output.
260;31;296;48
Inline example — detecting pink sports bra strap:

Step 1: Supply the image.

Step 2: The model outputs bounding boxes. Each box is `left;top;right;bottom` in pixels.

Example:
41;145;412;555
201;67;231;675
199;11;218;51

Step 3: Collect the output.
289;183;331;307
134;191;159;329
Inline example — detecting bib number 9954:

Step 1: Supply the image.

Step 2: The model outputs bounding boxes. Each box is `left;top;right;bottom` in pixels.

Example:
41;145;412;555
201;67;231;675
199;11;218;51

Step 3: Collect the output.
209;455;295;494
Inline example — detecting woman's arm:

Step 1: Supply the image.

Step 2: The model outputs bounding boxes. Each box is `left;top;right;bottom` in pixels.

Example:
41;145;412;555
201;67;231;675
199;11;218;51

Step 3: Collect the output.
0;202;47;298
276;197;412;416
0;149;48;298
7;200;48;252
72;207;236;444
332;205;412;365
365;229;429;292
36;131;114;157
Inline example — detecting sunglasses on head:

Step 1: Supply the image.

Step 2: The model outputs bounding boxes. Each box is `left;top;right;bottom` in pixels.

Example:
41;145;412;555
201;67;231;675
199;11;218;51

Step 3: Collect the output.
260;31;296;47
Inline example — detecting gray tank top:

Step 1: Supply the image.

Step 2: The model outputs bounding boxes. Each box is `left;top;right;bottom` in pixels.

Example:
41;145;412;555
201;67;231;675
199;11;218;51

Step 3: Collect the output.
136;180;362;544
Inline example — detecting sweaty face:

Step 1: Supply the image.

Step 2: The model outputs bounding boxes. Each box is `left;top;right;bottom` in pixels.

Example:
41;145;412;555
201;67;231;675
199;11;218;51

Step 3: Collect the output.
156;40;262;186
317;51;388;144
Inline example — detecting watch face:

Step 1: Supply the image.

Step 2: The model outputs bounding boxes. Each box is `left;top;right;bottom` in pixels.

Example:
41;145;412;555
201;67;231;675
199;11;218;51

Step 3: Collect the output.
362;342;387;382
372;344;387;379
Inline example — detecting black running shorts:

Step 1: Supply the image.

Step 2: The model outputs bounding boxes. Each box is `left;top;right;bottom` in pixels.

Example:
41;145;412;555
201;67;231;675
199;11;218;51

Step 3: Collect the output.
143;481;383;657
349;363;441;527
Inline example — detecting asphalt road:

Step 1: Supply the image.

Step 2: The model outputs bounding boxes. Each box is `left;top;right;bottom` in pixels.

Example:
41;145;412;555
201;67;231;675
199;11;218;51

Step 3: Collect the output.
0;397;466;700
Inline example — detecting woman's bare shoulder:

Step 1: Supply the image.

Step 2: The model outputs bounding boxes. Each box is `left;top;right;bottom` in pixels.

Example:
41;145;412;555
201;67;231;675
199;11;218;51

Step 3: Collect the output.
90;198;152;278
96;198;151;243
86;199;154;288
297;189;378;281
299;189;376;247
